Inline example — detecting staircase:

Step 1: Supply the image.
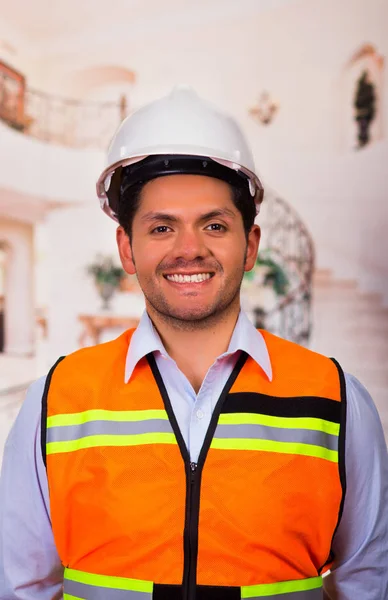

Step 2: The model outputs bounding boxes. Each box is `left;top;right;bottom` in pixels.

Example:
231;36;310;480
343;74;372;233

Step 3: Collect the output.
310;269;388;440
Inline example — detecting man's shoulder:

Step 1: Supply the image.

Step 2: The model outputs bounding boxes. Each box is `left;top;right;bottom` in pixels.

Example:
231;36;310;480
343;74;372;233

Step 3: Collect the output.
44;328;137;393
259;329;333;365
56;328;136;370
259;330;342;398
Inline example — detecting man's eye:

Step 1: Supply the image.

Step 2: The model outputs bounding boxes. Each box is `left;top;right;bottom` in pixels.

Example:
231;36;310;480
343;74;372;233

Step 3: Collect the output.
151;226;172;234
206;223;226;232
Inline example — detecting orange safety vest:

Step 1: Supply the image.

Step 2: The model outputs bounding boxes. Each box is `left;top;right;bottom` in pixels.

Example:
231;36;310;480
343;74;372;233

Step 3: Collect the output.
43;328;346;600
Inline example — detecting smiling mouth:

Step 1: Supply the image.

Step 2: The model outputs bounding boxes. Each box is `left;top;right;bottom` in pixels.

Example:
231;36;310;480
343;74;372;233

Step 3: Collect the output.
164;273;215;283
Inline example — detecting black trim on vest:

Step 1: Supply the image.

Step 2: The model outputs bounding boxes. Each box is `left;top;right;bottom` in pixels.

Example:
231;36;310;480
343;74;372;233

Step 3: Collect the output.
147;353;190;464
153;583;240;599
318;358;347;574
221;391;342;423
147;351;248;600
40;356;66;468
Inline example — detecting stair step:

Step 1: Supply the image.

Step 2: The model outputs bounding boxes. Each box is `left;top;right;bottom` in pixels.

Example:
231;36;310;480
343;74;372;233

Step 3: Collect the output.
313;290;382;303
310;343;388;357
313;292;387;305
312;269;333;283
313;278;358;289
311;335;388;349
338;367;388;386
340;323;388;335
312;308;388;320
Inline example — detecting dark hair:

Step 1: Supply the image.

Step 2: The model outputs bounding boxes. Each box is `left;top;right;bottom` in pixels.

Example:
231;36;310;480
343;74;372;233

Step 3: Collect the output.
117;179;256;241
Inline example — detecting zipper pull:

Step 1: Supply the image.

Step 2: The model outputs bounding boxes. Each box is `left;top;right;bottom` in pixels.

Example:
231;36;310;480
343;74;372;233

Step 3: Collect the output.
190;462;197;483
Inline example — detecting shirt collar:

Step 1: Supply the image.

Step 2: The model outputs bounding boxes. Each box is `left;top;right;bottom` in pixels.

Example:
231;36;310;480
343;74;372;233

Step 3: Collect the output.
226;310;272;381
125;310;272;383
124;310;167;383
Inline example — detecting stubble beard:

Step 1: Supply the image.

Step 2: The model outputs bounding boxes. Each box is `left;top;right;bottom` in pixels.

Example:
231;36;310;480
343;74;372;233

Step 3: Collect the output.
131;240;248;331
139;266;245;332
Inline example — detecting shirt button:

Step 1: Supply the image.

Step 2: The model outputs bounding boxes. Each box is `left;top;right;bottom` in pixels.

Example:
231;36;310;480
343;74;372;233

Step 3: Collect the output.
196;409;204;420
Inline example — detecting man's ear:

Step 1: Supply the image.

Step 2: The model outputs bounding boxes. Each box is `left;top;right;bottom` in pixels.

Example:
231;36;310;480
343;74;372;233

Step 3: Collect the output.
116;226;136;275
244;224;261;272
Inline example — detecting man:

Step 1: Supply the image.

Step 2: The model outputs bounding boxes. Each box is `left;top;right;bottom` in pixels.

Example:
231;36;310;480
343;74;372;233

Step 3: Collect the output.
0;86;387;599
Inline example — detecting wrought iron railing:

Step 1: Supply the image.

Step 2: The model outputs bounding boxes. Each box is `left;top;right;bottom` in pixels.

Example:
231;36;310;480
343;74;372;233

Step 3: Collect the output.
0;69;126;149
243;191;315;346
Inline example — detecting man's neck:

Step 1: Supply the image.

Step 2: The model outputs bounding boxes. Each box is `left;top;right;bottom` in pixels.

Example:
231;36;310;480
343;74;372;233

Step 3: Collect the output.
147;303;240;393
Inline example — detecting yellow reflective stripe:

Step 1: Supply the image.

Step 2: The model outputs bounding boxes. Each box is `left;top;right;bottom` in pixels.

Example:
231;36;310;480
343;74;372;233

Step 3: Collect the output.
241;576;322;598
210;437;338;462
218;413;339;436
63;595;83;600
65;568;153;593
47;432;177;454
47;409;169;428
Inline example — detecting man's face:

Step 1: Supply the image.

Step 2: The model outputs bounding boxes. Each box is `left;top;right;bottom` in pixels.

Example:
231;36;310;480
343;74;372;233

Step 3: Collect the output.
117;174;260;326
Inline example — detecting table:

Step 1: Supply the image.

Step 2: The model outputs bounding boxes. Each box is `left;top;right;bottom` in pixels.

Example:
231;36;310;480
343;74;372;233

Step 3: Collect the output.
78;314;140;348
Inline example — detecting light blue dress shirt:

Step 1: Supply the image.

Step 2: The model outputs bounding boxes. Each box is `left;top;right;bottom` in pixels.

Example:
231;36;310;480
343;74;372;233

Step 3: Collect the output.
0;310;387;599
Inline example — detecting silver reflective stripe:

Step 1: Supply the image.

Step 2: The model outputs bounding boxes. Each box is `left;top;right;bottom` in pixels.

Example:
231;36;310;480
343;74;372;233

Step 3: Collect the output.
214;423;338;452
47;419;174;443
64;580;322;600
64;578;152;599
245;589;322;600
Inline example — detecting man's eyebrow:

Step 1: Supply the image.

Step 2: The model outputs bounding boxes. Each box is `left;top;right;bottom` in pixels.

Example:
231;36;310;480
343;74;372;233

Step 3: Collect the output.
140;209;237;224
140;212;179;223
199;209;236;221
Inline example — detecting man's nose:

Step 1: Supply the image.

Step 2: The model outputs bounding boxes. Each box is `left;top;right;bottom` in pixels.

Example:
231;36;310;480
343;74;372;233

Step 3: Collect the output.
171;228;209;261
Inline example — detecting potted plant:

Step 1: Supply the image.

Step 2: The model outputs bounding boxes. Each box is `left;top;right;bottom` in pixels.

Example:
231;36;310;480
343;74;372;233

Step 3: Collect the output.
87;255;126;310
242;250;289;322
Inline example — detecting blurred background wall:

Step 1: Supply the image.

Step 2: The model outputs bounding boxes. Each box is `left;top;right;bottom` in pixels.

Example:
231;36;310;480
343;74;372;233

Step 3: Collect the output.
0;0;387;459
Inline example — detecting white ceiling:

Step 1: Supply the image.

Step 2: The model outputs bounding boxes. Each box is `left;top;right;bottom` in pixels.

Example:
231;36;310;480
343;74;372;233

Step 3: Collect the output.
0;0;295;54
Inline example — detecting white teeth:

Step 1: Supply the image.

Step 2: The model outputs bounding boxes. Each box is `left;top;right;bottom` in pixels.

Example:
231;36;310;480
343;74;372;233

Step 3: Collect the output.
166;273;212;283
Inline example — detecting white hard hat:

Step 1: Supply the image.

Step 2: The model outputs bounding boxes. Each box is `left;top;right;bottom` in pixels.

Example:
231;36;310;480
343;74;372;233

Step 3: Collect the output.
96;85;264;222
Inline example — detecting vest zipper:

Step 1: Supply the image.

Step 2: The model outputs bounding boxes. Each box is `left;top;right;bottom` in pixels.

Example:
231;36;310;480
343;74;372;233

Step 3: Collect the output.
190;461;198;480
184;461;199;600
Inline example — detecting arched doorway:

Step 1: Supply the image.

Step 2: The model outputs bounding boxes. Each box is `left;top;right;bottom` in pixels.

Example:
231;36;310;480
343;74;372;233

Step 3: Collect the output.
0;222;35;356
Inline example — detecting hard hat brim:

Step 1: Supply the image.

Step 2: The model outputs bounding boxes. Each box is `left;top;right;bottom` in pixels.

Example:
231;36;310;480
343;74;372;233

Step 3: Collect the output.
97;154;263;222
